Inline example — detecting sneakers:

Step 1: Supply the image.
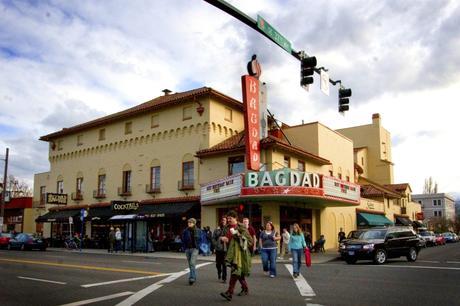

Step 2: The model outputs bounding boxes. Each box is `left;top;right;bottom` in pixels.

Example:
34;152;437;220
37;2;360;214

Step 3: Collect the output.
220;292;232;301
293;272;299;278
237;289;249;296
221;279;226;283
189;279;195;285
269;274;275;278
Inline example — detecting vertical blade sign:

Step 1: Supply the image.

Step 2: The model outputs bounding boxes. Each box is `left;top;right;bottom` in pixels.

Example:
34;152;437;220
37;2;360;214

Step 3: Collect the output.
242;75;260;171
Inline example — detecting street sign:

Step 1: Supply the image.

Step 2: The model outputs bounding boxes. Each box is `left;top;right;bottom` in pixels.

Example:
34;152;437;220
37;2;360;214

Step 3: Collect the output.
257;15;292;54
320;70;330;96
69;216;73;224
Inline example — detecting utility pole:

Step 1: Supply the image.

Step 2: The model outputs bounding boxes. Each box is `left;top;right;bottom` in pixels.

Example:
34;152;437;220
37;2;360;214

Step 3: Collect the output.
1;148;9;222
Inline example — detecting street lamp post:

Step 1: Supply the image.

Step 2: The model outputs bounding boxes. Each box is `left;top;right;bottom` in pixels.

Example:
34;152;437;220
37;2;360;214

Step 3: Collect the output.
1;148;9;220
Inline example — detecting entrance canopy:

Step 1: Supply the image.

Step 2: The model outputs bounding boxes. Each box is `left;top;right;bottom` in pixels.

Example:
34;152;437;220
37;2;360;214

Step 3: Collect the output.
36;209;80;222
138;202;197;218
357;213;393;227
395;216;412;226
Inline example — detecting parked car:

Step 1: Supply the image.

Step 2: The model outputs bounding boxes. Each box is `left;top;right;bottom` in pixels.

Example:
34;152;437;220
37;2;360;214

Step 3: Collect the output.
442;232;458;243
8;233;47;251
338;230;365;256
0;233;15;249
340;226;421;265
435;234;446;246
419;231;436;246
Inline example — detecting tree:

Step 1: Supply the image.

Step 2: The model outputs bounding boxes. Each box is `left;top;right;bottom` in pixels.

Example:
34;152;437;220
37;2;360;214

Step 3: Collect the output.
423;177;438;194
0;175;32;198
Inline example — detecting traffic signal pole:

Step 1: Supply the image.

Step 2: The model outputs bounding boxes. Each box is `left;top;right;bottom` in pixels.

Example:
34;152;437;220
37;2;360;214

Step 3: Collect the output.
203;0;343;86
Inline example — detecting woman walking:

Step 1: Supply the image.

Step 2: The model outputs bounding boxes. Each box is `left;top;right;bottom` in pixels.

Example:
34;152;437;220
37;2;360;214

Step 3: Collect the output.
288;223;307;278
259;221;281;278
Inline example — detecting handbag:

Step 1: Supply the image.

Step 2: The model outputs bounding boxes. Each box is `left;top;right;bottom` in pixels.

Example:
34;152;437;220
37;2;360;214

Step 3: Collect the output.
304;247;311;267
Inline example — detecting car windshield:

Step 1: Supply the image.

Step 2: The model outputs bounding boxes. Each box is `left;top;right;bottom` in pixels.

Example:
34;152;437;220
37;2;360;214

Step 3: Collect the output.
347;231;363;239
361;230;387;240
420;232;430;236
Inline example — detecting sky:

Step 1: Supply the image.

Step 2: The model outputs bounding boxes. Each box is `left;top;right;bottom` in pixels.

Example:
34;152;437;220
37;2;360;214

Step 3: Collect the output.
0;0;459;196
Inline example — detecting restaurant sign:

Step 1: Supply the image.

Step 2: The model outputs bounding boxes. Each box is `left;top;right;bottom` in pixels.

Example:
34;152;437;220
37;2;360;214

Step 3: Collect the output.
111;201;140;212
46;193;68;205
201;174;242;204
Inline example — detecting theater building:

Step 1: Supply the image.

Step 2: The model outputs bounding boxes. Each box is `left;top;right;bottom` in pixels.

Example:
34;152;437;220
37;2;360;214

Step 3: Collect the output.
34;86;421;251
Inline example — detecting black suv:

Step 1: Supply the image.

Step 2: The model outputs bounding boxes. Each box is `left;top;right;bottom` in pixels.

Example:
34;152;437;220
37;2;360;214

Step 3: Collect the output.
340;226;421;265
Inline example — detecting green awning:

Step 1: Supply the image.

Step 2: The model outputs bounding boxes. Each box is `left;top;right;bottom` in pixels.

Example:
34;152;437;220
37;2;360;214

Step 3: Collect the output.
357;213;393;227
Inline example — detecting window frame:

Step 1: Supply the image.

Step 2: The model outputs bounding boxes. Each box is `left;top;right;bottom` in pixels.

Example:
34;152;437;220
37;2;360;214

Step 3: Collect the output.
150;166;161;190
98;128;106;141
98;174;106;195
228;156;245;175
122;170;132;193
57;180;64;194
297;160;305;172
182;161;194;187
125;122;133;135
182;106;192;121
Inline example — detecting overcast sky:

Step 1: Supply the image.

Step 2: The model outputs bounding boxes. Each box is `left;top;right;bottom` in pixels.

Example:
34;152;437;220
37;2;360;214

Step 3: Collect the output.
0;0;459;195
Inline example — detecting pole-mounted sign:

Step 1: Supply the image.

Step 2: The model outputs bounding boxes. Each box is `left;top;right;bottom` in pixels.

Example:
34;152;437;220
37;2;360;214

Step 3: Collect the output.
242;75;260;171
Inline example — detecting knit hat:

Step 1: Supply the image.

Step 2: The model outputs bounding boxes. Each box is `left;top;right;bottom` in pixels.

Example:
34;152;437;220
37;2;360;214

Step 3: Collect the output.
187;218;197;225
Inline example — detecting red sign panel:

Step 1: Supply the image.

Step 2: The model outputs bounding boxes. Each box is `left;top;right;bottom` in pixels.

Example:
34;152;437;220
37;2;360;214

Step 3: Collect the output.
242;75;260;171
241;186;324;197
416;212;424;220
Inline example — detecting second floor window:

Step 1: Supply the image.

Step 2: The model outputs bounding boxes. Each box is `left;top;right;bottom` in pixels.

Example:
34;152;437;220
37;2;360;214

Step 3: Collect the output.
150;166;161;189
99;128;106;141
297;160;305;172
77;134;83;146
329;170;333;177
182;161;194;187
283;156;290;168
98;175;106;195
57;181;64;194
76;177;83;193
228;156;244;175
338;173;342;180
40;186;46;205
125;122;132;134
123;171;132;193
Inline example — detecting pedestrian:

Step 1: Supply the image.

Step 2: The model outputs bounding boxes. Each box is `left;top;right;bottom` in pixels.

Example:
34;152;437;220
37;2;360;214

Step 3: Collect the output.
115;228;122;252
108;227;115;253
242;217;257;255
281;228;291;258
338;228;346;243
181;218;202;285
288;223;306;278
206;226;213;255
147;229;155;252
212;216;228;283
259;221;281;278
220;210;253;301
304;231;313;250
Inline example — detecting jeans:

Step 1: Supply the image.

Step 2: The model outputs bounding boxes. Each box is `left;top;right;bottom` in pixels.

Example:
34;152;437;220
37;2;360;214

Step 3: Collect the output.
215;250;227;280
185;248;198;280
261;248;277;276
291;248;303;274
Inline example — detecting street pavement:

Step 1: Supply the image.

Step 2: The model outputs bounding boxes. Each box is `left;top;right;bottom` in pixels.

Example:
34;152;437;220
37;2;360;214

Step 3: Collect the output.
0;243;458;306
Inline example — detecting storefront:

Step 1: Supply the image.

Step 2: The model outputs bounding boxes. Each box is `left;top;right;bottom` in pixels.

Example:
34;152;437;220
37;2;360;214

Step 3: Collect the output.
2;197;34;233
356;210;394;228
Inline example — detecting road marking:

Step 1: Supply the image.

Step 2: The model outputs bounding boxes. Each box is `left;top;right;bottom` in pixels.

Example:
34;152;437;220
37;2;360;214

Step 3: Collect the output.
0;258;161;275
446;261;460;264
122;260;159;265
115;262;212;306
285;264;316;297
383;265;460;271
58;291;133;306
17;276;67;285
81;273;172;288
418;260;440;263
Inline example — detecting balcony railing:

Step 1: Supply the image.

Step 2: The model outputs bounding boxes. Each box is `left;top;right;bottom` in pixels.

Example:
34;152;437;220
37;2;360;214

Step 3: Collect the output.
401;207;407;215
178;180;194;191
146;184;161;194
71;191;84;201
118;186;132;196
93;190;106;199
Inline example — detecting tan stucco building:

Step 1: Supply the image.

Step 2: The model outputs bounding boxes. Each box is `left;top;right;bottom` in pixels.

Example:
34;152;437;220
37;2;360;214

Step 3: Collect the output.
33;87;421;251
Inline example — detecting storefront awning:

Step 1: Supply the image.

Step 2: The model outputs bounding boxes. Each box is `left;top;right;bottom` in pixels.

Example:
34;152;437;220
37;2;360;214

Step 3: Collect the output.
109;214;137;220
138;202;197;218
88;206;113;221
357;213;394;227
395;216;412;226
36;209;80;223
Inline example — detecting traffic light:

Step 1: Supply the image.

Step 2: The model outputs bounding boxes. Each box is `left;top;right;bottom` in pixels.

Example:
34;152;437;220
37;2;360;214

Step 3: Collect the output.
338;88;352;112
300;56;317;89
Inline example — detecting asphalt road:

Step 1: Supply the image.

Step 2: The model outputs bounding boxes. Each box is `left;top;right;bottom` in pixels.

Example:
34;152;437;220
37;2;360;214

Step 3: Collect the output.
0;243;459;306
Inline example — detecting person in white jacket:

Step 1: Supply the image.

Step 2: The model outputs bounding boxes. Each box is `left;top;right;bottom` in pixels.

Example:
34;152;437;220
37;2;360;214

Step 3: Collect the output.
115;228;122;252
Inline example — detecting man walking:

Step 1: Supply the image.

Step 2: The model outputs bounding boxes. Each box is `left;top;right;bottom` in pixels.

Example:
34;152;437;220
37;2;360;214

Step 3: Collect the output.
220;210;253;301
182;218;202;285
243;217;257;255
108;227;115;253
281;228;291;258
212;216;228;283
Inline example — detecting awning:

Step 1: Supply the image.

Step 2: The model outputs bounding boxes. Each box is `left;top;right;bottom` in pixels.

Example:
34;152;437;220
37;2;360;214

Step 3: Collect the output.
357;213;394;227
138;202;197;218
88;207;113;221
395;216;412;226
109;214;137;221
36;209;80;223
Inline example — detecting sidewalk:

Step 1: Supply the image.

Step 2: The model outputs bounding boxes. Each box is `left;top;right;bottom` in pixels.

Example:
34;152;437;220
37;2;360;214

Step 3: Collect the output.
47;247;339;264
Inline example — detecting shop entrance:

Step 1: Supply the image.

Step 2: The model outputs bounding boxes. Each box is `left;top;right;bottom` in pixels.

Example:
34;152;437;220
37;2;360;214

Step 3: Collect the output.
280;206;313;235
217;203;262;232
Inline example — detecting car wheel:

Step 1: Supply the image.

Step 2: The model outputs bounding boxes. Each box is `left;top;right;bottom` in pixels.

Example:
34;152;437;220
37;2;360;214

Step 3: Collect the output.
407;247;417;262
373;249;387;265
345;256;357;264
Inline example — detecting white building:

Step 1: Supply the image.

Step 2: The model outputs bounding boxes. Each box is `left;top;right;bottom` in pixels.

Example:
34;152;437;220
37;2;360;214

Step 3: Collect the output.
412;193;456;222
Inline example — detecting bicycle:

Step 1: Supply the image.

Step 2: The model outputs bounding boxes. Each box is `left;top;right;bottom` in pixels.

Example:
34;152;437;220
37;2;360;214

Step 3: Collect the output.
64;237;78;250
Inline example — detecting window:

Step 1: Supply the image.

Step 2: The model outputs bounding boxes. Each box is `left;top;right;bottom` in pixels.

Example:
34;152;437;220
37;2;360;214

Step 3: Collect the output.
438;211;442;217
151;114;159;128
329;170;333;177
76;177;83;193
224;107;233;122
283;156;290;168
338;173;342;180
361;157;364;166
77;134;83;146
98;175;106;195
125;122;132;134
99;129;106;141
346;176;350;182
183;106;192;120
57;140;63;151
122;171;132;193
150;166;161;190
228;156;245;175
57;181;64;194
182;161;194;187
434;211;438;217
433;199;436;206
39;186;46;206
297;160;305;172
